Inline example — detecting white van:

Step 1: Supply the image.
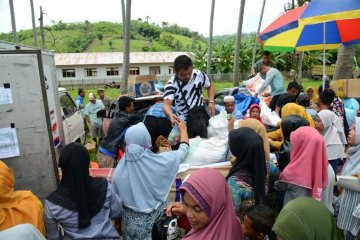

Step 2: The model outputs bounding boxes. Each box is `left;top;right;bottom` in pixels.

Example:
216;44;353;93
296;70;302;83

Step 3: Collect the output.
58;88;86;145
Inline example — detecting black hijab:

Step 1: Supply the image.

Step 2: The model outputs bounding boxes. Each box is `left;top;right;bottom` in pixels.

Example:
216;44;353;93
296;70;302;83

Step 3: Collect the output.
227;127;266;204
281;115;310;141
47;143;108;228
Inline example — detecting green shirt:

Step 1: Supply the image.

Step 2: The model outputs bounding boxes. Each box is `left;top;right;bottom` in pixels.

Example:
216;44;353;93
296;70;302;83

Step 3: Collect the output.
257;68;286;97
84;100;105;127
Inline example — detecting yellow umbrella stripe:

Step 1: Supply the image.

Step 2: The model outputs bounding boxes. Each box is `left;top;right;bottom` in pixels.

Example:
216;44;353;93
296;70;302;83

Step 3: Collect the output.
263;24;304;49
296;44;340;51
301;9;360;24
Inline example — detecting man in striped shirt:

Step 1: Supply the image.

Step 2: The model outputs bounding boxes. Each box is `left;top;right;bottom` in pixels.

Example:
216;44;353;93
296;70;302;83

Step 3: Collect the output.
163;55;215;138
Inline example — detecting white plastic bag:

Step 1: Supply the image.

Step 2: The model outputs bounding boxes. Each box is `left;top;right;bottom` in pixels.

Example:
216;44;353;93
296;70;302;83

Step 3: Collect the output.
207;111;229;138
186;136;229;166
243;74;272;105
259;101;281;127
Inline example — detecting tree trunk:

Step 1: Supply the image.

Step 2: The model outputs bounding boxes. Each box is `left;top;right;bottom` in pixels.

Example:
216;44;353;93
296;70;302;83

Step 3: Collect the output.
121;0;125;28
233;0;246;86
9;0;17;43
333;45;356;80
121;0;131;94
295;52;304;85
207;0;216;77
251;0;266;66
30;0;37;47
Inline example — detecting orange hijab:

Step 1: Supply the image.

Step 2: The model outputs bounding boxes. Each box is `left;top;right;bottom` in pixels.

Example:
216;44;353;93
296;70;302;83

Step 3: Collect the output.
281;103;315;127
0;160;45;235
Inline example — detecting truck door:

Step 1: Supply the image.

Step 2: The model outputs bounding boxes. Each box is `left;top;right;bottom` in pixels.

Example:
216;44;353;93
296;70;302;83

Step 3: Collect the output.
58;91;82;144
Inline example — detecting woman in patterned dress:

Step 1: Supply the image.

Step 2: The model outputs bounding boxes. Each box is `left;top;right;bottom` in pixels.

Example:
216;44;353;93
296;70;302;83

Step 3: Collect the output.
226;127;267;221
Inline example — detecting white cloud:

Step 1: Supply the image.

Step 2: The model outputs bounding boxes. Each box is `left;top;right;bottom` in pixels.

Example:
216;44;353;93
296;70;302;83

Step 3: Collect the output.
0;0;289;36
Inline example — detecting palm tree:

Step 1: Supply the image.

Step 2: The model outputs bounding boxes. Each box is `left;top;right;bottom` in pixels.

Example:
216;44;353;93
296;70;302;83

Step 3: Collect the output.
251;0;266;67
145;16;150;23
207;0;216;77
121;0;132;94
233;0;246;86
30;0;37;47
333;45;356;80
121;0;125;27
9;0;17;42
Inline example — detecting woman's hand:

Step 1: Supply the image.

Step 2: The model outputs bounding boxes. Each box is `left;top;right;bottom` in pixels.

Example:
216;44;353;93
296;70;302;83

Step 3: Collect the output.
166;202;186;218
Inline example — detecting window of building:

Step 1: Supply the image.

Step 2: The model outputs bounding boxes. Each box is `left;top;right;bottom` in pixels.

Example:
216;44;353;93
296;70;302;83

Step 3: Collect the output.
84;68;97;77
129;67;140;75
106;67;119;76
62;69;75;78
149;66;161;75
168;66;174;74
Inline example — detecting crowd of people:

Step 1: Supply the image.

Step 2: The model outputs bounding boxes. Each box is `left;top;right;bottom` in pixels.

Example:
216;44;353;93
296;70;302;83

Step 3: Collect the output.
0;54;360;240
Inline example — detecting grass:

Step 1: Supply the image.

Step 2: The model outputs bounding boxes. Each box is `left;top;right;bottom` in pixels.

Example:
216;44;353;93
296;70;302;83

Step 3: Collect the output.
86;38;151;52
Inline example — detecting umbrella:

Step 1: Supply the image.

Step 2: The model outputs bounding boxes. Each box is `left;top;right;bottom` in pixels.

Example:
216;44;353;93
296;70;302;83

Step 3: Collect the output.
259;0;360;87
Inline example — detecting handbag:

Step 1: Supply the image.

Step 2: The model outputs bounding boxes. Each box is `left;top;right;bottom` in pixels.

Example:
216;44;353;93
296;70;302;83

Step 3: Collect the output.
152;211;180;240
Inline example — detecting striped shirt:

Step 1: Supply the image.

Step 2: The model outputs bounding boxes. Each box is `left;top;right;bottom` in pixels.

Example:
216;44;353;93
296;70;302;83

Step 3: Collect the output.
164;69;211;120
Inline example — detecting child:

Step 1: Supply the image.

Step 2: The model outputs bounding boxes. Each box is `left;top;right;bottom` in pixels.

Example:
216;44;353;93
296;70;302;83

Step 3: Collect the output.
245;104;264;125
243;204;275;240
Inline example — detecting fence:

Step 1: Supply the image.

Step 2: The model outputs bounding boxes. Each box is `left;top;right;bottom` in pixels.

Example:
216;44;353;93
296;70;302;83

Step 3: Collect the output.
58;71;313;89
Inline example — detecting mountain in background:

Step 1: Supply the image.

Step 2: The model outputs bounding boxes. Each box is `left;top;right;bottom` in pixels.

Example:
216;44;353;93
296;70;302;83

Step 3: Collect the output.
0;20;208;53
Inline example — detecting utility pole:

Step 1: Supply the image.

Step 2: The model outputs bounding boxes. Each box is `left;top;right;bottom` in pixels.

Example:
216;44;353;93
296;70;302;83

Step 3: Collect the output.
9;0;17;43
30;0;38;47
39;6;46;49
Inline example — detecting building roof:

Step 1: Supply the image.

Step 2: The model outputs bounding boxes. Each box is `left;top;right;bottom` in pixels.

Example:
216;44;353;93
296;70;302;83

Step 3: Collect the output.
54;52;193;66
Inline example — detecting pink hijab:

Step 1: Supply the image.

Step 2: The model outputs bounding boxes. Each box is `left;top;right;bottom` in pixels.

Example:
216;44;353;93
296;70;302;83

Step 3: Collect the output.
280;126;328;201
244;104;264;125
180;168;244;240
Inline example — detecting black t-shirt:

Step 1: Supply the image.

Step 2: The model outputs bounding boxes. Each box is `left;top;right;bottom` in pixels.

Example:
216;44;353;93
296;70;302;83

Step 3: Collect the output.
276;93;297;117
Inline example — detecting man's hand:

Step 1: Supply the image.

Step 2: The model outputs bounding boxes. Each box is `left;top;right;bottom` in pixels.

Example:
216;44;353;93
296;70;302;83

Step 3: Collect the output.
208;102;216;116
175;119;187;133
166;202;186;217
169;114;179;125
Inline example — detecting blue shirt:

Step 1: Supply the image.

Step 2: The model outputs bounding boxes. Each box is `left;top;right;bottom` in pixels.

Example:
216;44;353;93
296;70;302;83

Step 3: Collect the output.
75;96;85;117
146;102;175;119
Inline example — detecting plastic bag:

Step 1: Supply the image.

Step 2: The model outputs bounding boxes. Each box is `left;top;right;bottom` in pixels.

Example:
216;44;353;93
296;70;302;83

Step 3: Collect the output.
207;111;229;138
259;101;281;127
167;125;180;146
186;136;229;166
243;74;272;105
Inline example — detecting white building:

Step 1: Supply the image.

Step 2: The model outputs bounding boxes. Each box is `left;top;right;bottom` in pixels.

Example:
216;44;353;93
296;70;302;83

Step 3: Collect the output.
54;52;193;86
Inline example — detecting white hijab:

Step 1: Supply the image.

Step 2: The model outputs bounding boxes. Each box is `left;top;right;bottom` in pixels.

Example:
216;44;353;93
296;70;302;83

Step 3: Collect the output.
342;117;360;176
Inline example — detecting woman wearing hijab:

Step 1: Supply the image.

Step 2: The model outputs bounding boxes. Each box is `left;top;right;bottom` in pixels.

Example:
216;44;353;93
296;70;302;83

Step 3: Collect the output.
268;103;314;150
316;110;347;172
337;117;360;239
277;115;310;171
45;143;122;239
275;127;334;212
167;168;244;240
273;197;337;240
244;104;264;125
227;127;267;221
306;86;319;110
0;161;45;235
112;121;190;239
237;119;270;192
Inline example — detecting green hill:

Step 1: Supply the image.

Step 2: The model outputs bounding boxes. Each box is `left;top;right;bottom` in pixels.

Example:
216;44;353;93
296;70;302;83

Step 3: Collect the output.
0;20;207;53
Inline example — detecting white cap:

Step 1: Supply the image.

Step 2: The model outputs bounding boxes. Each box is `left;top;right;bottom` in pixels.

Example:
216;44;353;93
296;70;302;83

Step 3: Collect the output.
224;95;235;103
89;93;95;100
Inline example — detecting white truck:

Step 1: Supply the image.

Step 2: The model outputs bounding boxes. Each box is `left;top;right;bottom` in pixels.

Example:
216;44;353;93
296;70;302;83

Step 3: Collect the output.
0;41;83;200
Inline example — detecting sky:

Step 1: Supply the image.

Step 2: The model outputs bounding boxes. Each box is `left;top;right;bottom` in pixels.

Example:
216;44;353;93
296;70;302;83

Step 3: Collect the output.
0;0;290;36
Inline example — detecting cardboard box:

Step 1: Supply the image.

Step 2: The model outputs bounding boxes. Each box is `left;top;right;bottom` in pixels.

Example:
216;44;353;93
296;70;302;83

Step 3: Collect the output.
128;75;156;98
331;79;360;98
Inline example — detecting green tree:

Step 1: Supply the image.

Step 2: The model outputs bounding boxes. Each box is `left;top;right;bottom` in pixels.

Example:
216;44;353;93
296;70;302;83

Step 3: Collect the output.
108;40;113;49
334;46;356;80
97;33;103;44
233;0;246;86
207;0;216;77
